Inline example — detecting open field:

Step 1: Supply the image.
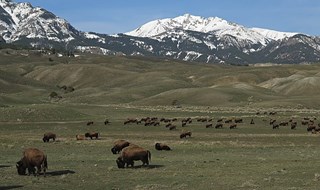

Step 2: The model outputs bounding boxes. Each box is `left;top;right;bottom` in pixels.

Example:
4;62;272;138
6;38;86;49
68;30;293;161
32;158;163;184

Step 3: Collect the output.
1;50;320;189
1;106;320;190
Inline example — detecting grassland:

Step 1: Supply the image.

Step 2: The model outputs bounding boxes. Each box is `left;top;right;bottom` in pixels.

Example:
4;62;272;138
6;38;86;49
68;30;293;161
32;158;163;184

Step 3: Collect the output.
1;50;320;189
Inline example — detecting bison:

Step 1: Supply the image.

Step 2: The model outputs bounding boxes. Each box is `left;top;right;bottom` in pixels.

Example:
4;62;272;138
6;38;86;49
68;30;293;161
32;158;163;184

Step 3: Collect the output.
42;132;56;142
180;131;192;139
272;123;279;129
16;148;47;177
215;123;223;129
116;145;151;168
85;132;99;139
111;140;130;154
291;122;297;130
86;121;94;126
205;123;213;128
169;125;176;130
235;118;243;123
76;135;85;140
155;143;171;151
250;119;255;124
229;123;237;129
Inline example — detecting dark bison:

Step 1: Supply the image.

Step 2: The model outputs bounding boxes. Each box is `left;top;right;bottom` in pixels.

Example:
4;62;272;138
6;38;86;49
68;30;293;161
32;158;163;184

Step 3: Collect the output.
279;121;289;126
205;123;213;128
111;140;130;154
169;125;176;130
155;143;171;151
250;119;255;124
85;132;99;139
180;131;192;139
104;119;110;125
42;132;56;142
272;123;279;129
116;145;151;168
76;134;85;140
270;119;276;125
291;122;297;130
229;123;237;129
86;121;94;126
215;123;223;129
235;118;243;123
16;148;47;177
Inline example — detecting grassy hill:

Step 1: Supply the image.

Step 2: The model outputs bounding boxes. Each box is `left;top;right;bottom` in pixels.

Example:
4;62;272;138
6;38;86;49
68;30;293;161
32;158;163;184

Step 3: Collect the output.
1;49;320;117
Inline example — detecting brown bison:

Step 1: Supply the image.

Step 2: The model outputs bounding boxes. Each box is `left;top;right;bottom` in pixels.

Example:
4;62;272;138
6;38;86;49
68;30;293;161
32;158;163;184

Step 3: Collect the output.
155;143;171;151
116;145;151;168
16;148;47;177
85;132;99;139
111;140;130;154
43;132;56;142
180;131;192;139
76;135;85;140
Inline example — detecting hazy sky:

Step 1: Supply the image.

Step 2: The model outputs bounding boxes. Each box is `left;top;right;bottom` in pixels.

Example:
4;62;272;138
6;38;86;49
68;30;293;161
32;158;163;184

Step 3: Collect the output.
15;0;320;36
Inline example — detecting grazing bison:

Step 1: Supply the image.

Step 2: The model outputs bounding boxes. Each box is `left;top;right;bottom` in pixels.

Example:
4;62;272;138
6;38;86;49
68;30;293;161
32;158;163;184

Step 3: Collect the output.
76;135;85;140
42;132;56;142
291;122;297;130
111;140;130;154
270;119;276;125
180;131;192;139
229;123;237;129
104;119;110;125
155;143;171;151
205;123;213;128
235;118;243;123
85;132;99;139
86;121;94;126
169;125;176;130
272;123;279;129
215;123;223;129
116;145;151;168
279;121;289;126
307;125;316;132
16;148;47;177
224;119;232;123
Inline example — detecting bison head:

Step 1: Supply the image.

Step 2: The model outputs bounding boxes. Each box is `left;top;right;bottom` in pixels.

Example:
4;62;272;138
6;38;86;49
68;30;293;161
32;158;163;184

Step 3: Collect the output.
84;133;90;138
116;157;125;168
111;147;117;154
42;137;48;142
155;143;161;150
16;160;26;175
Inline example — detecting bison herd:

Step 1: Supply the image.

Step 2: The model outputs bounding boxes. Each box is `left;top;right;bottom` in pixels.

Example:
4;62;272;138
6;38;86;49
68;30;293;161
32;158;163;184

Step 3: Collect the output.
15;114;320;177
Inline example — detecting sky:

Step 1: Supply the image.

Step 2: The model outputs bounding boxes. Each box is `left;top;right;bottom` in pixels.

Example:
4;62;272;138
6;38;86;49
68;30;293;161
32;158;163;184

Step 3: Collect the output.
15;0;320;36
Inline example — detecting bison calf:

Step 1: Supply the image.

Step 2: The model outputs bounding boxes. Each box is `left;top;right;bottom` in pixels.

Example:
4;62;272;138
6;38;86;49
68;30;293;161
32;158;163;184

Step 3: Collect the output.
16;148;47;177
43;132;56;142
111;140;130;154
116;145;151;168
155;143;171;151
76;135;85;140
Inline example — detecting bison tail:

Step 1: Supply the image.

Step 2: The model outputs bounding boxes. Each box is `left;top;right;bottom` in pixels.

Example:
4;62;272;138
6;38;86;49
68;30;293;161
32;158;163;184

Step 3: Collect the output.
147;150;151;162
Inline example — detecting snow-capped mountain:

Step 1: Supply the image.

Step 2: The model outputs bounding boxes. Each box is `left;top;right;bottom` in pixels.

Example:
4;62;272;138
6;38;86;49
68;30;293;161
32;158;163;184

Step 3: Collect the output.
0;0;79;44
1;1;320;64
126;14;297;46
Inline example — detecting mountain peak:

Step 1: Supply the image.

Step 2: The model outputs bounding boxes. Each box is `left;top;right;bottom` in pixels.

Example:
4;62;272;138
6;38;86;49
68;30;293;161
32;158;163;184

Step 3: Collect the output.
125;14;297;45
